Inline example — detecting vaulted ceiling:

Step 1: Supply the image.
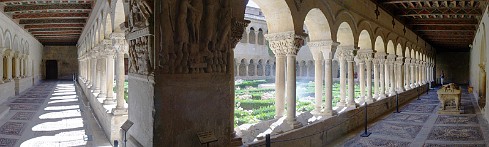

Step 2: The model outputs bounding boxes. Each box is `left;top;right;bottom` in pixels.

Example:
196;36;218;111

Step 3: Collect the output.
0;0;92;45
372;0;488;52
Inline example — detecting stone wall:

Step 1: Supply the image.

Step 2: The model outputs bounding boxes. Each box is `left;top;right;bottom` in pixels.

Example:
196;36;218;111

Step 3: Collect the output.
248;85;429;147
436;52;470;84
42;46;78;80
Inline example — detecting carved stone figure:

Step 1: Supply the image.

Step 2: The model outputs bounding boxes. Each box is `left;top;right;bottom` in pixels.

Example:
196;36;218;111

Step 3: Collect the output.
130;0;153;29
189;0;203;43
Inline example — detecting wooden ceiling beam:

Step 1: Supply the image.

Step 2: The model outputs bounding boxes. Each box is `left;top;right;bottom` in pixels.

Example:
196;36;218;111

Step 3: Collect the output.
24;24;84;29
13;12;89;19
383;0;484;4
19;19;85;24
413;25;476;30
4;4;91;13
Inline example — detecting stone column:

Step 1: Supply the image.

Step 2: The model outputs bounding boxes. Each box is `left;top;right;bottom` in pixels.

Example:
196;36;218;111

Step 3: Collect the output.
5;51;13;81
309;42;324;115
236;63;241;77
373;59;379;98
274;55;285;118
376;52;386;98
87;58;92;87
347;55;355;107
91;53;100;93
404;58;411;90
355;57;365;102
395;57;404;92
244;60;249;77
104;50;116;105
386;54;395;96
335;46;355;107
323;41;338;116
357;49;374;103
417;60;422;86
411;60;416;87
0;51;4;83
254;59;258;77
265;32;306;128
14;52;20;79
111;33;128;114
262;61;266;77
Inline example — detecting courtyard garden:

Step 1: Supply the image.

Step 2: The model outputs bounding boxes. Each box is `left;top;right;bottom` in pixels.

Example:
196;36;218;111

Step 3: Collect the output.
234;79;364;127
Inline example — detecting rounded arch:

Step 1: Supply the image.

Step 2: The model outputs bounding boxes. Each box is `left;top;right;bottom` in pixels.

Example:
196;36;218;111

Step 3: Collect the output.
336;22;355;47
358;30;372;50
387;40;395;54
405;47;410;58
396;43;403;56
12;35;18;51
4;30;12;49
374;36;385;52
104;13;113;38
333;10;357;44
251;0;296;33
0;27;3;47
410;48;415;58
113;0;126;32
304;8;332;42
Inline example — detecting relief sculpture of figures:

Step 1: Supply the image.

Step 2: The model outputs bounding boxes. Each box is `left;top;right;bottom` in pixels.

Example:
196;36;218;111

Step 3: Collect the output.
175;0;197;74
130;0;153;30
201;0;220;73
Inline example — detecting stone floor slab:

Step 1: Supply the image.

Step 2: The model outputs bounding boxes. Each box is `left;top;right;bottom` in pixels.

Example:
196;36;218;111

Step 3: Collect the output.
0;122;26;136
427;126;483;141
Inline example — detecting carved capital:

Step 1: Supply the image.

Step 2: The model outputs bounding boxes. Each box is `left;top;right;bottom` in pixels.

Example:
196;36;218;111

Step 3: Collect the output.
308;41;332;61
395;57;404;65
231;19;251;48
355;49;373;63
265;31;307;56
335;47;354;61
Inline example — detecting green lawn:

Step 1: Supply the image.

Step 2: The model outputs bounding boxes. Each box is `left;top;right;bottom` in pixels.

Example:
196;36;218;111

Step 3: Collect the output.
234;80;371;127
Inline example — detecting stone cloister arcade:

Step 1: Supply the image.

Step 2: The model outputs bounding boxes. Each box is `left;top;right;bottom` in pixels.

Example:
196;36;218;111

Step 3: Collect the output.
74;0;438;146
0;26;35;105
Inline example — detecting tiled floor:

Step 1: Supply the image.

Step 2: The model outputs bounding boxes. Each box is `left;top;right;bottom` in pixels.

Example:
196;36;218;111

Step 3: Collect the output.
340;86;489;147
0;80;110;147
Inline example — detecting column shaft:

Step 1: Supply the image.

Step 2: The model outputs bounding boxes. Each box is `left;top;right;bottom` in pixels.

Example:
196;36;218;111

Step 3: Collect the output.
286;55;297;125
313;59;323;114
338;59;347;106
115;52;126;109
366;60;373;103
373;61;379;98
104;53;116;104
324;58;333;115
347;60;355;107
275;56;285;118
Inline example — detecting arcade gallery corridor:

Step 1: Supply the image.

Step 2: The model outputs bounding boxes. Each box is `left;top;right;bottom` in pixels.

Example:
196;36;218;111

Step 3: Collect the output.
0;0;489;146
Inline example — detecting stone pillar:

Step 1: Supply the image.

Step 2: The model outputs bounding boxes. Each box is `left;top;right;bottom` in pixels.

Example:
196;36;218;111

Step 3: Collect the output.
104;51;116;105
236;63;241;77
376;52;386;98
92;54;100;93
404;58;411;90
14;52;20;79
373;59;379;98
5;51;13;81
96;56;107;97
244;60;249;77
87;58;92;87
417;60;422;86
274;55;285;118
335;46;355;107
347;56;355;107
410;60;415;87
111;33;128;114
0;51;4;83
395;57;404;92
357;49;374;103
262;61;266;77
324;41;338;116
309;42;324;115
355;57;365;102
265;32;306;128
386;54;395;96
254;59;258;77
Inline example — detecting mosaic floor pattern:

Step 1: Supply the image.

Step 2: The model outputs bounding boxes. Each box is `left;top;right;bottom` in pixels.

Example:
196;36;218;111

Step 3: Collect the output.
341;86;489;146
0;81;89;147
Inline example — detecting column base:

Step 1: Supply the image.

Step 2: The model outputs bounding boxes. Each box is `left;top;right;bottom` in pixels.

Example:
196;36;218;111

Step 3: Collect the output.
377;94;387;99
336;101;347;107
346;103;358;108
286;119;302;129
365;98;375;104
96;93;106;99
103;98;116;105
320;110;337;116
405;86;411;90
112;108;128;115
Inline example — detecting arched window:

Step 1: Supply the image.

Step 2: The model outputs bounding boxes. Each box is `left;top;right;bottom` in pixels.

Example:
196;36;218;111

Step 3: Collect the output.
257;29;264;45
249;27;256;44
240;28;248;43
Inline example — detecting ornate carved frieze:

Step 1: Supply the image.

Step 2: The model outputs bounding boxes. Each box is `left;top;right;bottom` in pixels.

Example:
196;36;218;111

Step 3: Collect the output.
265;31;307;56
128;35;153;75
156;0;245;74
355;49;373;63
128;0;153;31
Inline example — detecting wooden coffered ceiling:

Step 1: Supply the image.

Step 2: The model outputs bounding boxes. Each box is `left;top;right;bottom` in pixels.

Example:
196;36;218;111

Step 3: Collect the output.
372;0;488;52
0;0;92;45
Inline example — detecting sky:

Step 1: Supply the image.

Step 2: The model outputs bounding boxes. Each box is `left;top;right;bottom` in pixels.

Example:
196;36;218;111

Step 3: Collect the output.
247;0;260;8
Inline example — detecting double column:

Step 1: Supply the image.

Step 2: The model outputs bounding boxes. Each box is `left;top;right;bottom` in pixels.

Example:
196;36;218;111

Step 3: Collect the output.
386;54;396;96
335;46;356;107
374;52;387;99
395;57;404;93
265;31;307;128
411;59;417;88
404;58;411;90
355;49;374;103
309;41;337;116
111;33;128;114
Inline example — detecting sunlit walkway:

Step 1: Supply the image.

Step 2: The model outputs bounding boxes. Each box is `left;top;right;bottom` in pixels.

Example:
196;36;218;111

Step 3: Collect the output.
334;86;489;146
0;80;110;147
